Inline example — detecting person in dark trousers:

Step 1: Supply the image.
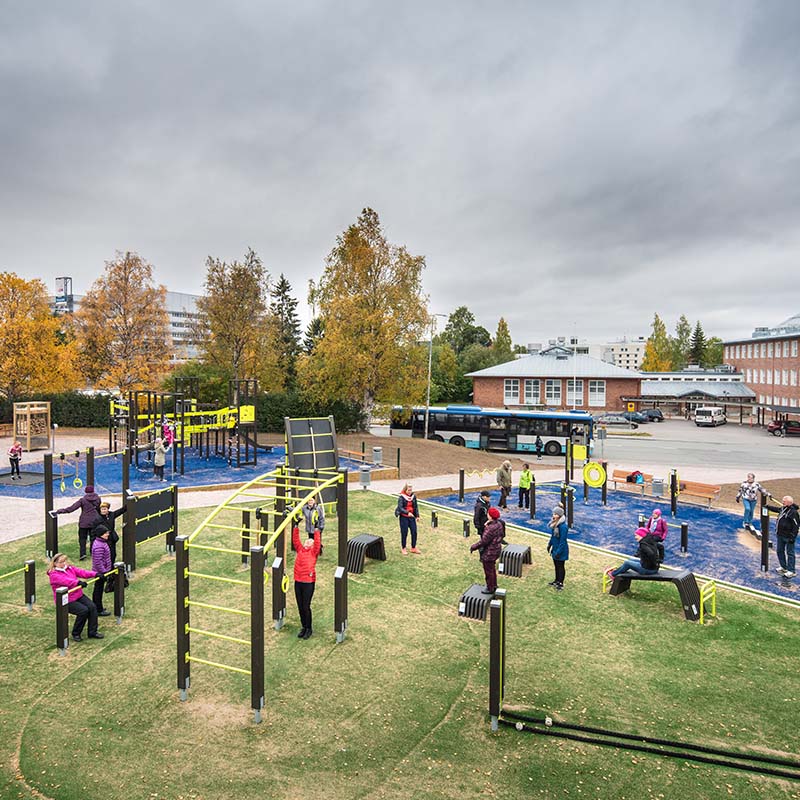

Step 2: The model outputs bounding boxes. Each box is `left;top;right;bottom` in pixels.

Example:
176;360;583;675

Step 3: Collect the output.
496;460;512;510
54;485;102;561
534;436;543;461
395;483;420;554
92;501;125;564
766;494;799;578
606;529;661;578
153;437;169;480
301;495;325;554
8;440;22;479
642;508;668;563
90;526;113;616
469;506;505;595
291;522;321;639
518;463;532;509
473;490;492;537
546;505;569;590
46;553;104;641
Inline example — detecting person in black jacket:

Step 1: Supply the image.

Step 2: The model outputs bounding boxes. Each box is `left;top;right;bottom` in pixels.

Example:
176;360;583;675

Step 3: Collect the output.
606;530;660;578
469;507;505;594
766;495;799;578
473;491;491;536
91;501;126;564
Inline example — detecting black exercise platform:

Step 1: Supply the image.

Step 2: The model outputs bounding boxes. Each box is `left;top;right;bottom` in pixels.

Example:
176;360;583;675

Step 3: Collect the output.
346;533;386;574
608;569;701;621
0;471;45;487
498;544;532;578
458;583;495;620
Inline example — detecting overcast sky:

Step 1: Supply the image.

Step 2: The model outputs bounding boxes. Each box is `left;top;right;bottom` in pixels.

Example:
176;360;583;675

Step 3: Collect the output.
2;2;799;344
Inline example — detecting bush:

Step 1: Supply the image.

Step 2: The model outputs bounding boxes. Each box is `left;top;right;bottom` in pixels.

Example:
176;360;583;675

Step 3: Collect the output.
0;392;111;427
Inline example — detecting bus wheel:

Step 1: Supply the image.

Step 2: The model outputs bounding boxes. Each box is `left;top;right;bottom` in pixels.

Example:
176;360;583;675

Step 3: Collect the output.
450;436;465;447
544;440;561;456
428;434;444;442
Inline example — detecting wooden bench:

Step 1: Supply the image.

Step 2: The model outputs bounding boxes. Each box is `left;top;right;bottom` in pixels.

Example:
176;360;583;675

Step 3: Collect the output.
346;533;386;574
610;469;653;495
679;481;721;508
498;544;532;578
604;568;702;621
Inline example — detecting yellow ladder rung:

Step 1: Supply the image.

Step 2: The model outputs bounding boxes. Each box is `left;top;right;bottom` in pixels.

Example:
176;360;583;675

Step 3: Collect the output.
187;626;250;646
187;600;251;616
187;571;249;586
187;655;251;675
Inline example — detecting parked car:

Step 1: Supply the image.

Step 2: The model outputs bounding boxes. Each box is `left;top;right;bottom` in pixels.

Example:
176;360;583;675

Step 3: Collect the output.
619;410;649;423
595;415;638;429
641;408;664;422
767;419;800;436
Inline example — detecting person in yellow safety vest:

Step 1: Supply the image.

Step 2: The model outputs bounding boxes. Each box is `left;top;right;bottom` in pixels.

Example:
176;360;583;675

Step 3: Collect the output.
301;495;325;554
518;463;533;510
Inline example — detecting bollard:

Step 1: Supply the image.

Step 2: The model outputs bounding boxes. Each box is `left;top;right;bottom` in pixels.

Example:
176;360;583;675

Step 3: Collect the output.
680;523;689;555
601;461;608;506
458;469;465;504
396;447;401;477
431;511;438;529
55;586;69;655
271;556;286;631
564;444;570;485
567;487;575;528
760;506;770;572
560;483;567;511
463;519;470;538
251;546;265;724
86;446;95;489
113;562;125;622
24;560;36;609
175;535;190;700
334;565;348;643
583;479;588;504
337;468;349;570
488;591;506;732
44;453;58;557
670;469;678;517
530;479;536;520
123;491;137;574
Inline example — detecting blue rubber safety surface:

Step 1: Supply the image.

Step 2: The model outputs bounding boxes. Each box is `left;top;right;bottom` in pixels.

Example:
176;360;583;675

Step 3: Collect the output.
427;484;798;601
0;447;368;500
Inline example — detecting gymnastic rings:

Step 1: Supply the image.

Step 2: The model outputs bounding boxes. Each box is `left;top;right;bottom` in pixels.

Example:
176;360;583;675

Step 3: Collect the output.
281;575;289;593
73;476;83;489
582;462;606;489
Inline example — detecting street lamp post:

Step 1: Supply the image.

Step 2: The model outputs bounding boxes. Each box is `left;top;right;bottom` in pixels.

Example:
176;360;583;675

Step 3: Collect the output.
424;314;448;441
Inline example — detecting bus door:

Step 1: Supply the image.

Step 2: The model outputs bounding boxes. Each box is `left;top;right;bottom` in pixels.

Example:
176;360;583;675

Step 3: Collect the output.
481;417;511;451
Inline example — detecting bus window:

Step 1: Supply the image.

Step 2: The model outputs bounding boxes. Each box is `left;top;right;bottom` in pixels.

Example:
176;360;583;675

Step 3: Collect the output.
555;421;571;437
488;417;505;431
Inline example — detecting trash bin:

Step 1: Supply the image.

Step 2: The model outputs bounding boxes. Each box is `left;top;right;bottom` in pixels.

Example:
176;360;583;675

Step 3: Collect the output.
372;446;383;466
652;478;664;497
359;465;371;489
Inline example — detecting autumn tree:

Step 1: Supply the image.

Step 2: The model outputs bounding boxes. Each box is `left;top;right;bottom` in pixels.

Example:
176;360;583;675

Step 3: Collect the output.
672;314;692;370
270;274;302;389
194;249;282;388
431;342;460;402
0;273;79;401
640;313;673;371
300;208;429;422
492;318;515;364
72;252;170;391
303;317;324;355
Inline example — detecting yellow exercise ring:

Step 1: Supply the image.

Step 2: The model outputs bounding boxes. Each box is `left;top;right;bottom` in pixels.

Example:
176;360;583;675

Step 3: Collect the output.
582;462;606;489
281;575;289;593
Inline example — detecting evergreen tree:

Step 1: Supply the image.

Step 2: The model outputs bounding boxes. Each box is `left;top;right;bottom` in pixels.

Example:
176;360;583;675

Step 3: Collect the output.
640;313;673;371
689;321;707;365
672;314;692;370
303;317;325;354
270;274;302;389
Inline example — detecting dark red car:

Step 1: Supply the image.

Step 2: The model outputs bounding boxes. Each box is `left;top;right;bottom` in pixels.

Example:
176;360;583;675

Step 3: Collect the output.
767;420;800;436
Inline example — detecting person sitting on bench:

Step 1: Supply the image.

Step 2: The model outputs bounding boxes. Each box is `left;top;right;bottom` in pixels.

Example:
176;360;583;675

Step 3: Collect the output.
606;529;661;579
642;508;667;563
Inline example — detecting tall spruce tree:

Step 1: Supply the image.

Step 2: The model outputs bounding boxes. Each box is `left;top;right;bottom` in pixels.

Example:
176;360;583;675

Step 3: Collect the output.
270;274;302;389
689;321;707;366
672;314;692;370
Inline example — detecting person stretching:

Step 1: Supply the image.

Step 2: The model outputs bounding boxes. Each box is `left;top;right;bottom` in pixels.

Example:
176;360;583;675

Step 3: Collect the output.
47;553;104;641
301;495;325;554
54;485;102;561
469;506;505;595
395;484;420;555
292;522;321;639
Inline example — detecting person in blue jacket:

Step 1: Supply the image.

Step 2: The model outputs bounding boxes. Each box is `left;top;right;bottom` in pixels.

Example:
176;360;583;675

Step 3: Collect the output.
546;504;569;591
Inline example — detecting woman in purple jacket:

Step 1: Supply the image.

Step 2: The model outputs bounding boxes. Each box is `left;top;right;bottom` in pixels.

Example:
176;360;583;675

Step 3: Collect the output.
53;485;102;561
90;526;113;616
47;553;104;641
469;506;505;595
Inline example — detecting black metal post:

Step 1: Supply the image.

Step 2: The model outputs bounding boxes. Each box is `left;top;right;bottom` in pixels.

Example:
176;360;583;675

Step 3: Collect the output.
167;484;178;554
463;519;470;538
583;479;589;503
458;469;465;504
670;469;678;517
760;506;770;572
601;461;608;506
431;511;438;529
560;483;567;511
488;593;505;731
396;447;401;477
123;492;137;574
680;523;689;555
568;439;575;482
113;562;125;622
271;556;286;631
337;468;348;569
564;444;570;485
567;487;574;528
241;510;251;564
44;453;58;557
55;586;69;655
175;535;190;700
275;468;286;563
24;560;35;609
530;479;536;519
334;565;348;643
251;545;265;724
86;447;95;489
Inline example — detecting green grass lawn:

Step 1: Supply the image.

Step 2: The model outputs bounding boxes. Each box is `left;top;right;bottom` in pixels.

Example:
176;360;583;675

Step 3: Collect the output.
0;491;799;800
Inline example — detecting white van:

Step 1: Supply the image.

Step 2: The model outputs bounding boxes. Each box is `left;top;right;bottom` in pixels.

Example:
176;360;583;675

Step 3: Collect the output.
694;406;727;427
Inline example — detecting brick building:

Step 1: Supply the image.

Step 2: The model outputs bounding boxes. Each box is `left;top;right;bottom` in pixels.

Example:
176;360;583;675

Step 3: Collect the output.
723;314;800;421
467;345;641;412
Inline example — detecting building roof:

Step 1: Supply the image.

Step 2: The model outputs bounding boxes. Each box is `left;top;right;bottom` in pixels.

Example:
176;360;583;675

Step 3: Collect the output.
467;352;641;379
639;381;756;399
724;313;800;344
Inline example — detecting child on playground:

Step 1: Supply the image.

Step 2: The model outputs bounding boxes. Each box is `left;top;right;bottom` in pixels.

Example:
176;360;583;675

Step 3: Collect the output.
292;521;321;639
47;553;104;641
301;494;325;554
518;463;532;509
8;440;22;480
90;527;113;616
153;437;169;481
395;483;420;554
469;506;505;595
53;485;102;561
546;505;569;591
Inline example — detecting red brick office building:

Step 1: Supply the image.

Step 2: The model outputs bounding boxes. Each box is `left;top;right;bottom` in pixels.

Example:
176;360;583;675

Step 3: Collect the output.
467;345;641;412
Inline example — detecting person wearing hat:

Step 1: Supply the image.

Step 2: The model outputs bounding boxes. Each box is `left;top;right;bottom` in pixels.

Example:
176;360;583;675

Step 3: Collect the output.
606;528;660;579
469;506;505;595
90;526;113;616
92;501;126;564
53;485;102;561
643;508;668;563
291;518;321;639
473;490;492;537
546;505;569;590
496;460;513;510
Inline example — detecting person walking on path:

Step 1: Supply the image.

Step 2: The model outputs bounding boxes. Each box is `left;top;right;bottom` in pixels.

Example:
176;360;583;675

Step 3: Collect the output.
153;437;169;481
765;495;799;578
546;505;569;591
496;460;513;510
534;436;543;461
606;529;661;579
54;485;102;561
46;553;104;641
8;440;22;479
473;490;492;537
469;506;505;595
518;463;532;509
92;501;125;564
291;522;321;639
736;473;769;533
395;483;420;555
90;527;113;617
301;495;325;553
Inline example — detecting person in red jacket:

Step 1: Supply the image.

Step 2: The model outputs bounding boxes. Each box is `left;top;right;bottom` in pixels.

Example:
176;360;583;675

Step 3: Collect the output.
469;506;505;595
292;522;321;639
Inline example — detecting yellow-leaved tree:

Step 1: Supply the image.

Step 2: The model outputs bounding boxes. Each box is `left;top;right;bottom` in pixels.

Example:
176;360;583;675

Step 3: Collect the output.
72;252;171;391
300;208;429;423
0;273;80;401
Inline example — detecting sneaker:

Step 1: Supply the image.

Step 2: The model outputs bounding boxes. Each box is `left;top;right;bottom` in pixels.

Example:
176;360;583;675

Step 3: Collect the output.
605;568;616;579
88;632;105;639
480;586;495;595
409;547;421;554
401;548;408;555
784;571;796;578
554;583;564;591
775;567;787;575
302;629;312;639
547;580;557;587
98;610;111;617
79;555;87;561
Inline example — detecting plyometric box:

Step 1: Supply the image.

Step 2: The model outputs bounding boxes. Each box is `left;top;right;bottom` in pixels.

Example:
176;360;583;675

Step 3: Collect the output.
284;416;339;506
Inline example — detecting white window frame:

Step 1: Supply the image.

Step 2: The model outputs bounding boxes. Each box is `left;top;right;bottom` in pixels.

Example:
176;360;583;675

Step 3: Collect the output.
783;369;789;385
523;379;540;404
746;368;752;383
503;379;519;405
784;341;790;357
775;370;782;386
768;342;773;357
767;369;773;384
793;340;798;357
747;344;752;358
566;379;584;406
759;369;765;384
545;379;561;405
791;370;797;387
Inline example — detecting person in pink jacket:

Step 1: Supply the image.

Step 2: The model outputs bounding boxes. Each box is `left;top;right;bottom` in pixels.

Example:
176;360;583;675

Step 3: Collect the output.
47;553;105;641
637;508;668;563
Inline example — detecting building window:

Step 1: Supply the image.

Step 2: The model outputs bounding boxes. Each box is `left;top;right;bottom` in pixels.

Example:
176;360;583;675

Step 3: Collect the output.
747;344;752;358
523;379;540;404
759;369;765;384
745;369;751;383
588;380;606;407
775;370;782;386
761;343;766;357
791;370;797;386
767;369;773;384
783;369;789;385
791;398;798;408
566;379;584;406
503;379;519;405
794;341;799;357
783;341;790;357
545;379;561;405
